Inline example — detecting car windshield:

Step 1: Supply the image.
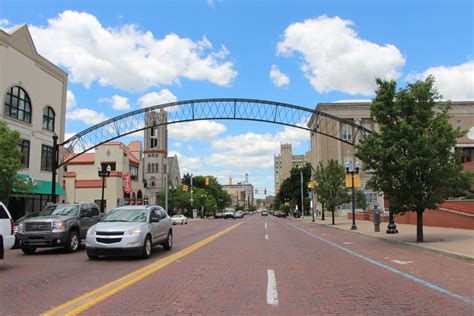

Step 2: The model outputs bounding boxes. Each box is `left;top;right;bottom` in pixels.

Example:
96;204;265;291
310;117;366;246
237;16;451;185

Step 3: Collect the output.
101;209;147;222
49;205;79;216
38;205;57;216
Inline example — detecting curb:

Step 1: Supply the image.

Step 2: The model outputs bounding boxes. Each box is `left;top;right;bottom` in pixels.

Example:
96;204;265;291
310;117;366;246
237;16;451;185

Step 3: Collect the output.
295;218;474;263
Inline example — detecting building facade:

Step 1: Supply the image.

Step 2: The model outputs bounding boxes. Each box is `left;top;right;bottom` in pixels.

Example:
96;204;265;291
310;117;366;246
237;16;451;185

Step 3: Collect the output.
222;175;254;209
1;25;68;218
307;101;474;213
274;143;311;195
64;142;145;210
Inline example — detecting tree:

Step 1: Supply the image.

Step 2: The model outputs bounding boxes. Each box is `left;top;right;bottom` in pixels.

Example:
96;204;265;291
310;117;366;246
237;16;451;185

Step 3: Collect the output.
355;189;368;211
356;76;470;242
0;121;24;207
314;160;350;225
277;163;312;216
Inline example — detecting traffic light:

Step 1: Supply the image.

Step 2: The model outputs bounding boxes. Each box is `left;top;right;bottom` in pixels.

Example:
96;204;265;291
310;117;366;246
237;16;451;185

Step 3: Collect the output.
205;176;209;186
183;185;189;192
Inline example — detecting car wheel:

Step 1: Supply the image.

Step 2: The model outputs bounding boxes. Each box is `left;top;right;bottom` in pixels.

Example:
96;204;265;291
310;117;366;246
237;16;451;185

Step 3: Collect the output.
87;253;99;260
141;235;152;259
65;230;80;253
21;247;37;255
181;220;184;225
163;231;173;250
185;220;188;224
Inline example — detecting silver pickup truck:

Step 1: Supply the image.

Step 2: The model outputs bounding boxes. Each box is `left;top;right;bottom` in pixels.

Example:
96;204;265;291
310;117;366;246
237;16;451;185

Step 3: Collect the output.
17;203;102;254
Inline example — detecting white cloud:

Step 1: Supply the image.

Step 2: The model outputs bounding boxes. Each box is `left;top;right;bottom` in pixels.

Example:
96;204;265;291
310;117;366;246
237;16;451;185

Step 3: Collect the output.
29;10;237;91
207;0;216;9
66;108;109;125
0;19;10;27
173;142;182;148
99;94;131;110
169;150;203;174
138;89;178;108
406;60;474;101
277;15;405;95
269;64;290;87
66;90;76;109
169;120;226;141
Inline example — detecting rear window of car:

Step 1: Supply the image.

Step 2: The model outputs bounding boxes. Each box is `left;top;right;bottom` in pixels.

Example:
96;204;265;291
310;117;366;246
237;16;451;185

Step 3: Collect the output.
0;204;10;219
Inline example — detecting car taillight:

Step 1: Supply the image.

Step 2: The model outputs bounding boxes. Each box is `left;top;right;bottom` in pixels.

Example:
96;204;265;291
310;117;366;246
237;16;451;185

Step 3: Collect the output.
10;218;14;235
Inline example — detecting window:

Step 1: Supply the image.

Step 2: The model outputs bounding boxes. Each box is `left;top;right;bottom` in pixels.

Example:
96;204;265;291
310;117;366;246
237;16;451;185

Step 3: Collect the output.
130;165;138;180
41;145;54;171
342;124;353;140
150;208;160;222
42;106;55;132
344;155;353;170
4;86;32;123
89;204;100;215
456;120;462;131
365;192;378;207
18;139;30;168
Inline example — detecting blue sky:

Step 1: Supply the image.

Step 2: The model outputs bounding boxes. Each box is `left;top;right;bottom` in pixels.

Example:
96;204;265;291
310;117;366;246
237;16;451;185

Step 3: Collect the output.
1;0;473;198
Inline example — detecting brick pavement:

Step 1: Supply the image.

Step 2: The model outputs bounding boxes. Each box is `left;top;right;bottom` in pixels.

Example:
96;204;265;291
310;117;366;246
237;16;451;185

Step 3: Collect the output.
0;219;237;316
79;215;473;315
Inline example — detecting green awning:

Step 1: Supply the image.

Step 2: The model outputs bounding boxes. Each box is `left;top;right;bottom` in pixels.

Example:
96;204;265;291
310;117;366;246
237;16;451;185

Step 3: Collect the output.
14;174;66;196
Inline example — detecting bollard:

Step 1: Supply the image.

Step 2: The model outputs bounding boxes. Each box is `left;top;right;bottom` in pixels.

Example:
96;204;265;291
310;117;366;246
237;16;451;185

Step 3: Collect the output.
374;205;381;232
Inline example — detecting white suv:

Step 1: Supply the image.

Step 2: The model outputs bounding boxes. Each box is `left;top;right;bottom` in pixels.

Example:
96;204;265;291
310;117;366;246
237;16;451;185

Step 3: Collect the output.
0;202;15;260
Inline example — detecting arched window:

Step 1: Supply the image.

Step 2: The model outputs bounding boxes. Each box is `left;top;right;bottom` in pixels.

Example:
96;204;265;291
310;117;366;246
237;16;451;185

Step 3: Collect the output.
42;106;55;131
4;86;32;123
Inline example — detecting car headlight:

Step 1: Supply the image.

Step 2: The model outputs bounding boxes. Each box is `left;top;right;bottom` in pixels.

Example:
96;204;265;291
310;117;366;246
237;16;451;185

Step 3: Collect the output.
53;221;66;230
18;222;25;233
87;226;96;235
125;228;142;236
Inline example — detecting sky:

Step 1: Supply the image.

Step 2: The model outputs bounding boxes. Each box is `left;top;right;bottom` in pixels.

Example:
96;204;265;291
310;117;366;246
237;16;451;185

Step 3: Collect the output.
1;0;473;198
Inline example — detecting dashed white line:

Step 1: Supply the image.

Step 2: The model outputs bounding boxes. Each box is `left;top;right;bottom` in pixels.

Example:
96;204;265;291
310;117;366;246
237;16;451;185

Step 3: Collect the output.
392;260;414;265
266;269;279;307
265;222;268;230
265;234;269;240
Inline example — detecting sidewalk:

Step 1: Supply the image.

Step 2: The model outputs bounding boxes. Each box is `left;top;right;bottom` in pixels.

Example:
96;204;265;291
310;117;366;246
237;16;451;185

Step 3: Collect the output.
300;215;474;261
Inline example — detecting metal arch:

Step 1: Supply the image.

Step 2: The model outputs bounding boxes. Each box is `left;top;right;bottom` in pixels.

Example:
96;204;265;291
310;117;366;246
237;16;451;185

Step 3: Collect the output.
58;98;371;167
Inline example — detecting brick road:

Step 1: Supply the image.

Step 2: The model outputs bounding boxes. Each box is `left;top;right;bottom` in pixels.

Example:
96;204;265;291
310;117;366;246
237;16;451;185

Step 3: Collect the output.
1;215;473;315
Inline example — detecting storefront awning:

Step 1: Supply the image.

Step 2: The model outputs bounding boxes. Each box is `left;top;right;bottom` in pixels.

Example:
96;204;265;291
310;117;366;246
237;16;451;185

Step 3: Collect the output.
14;174;66;196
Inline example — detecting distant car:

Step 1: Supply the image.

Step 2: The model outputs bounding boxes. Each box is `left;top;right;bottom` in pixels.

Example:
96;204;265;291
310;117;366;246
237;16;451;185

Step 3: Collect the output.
86;205;172;259
0;202;15;260
261;211;268;216
234;211;244;219
214;212;224;219
274;211;287;218
171;214;188;225
223;208;235;219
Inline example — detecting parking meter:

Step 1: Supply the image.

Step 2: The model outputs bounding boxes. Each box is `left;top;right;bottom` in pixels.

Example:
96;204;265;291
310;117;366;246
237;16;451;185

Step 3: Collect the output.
374;205;381;232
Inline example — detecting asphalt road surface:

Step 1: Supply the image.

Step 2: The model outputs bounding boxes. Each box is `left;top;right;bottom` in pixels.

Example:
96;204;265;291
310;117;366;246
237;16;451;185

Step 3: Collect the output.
1;215;473;315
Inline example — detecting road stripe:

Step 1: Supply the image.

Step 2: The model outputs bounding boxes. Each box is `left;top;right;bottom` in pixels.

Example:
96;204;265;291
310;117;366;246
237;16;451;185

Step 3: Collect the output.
288;222;474;306
42;222;242;316
266;269;279;306
265;234;269;240
265;222;267;230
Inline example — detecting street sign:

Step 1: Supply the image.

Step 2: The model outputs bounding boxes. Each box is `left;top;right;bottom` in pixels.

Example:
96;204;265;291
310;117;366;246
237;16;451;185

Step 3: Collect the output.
308;191;313;199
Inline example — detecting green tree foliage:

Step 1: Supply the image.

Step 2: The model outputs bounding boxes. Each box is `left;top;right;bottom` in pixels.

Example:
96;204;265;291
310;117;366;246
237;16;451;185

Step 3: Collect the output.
277;163;312;215
0;121;25;207
355;189;367;211
356;76;470;242
314;160;350;224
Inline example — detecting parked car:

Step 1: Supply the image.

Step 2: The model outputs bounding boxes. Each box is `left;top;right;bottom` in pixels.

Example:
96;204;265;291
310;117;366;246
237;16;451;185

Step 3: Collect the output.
85;205;172;259
214;212;224;219
261;211;268;216
234;211;244;218
274;211;287;218
17;203;102;254
0;202;15;260
223;208;235;219
171;214;188;225
12;211;44;249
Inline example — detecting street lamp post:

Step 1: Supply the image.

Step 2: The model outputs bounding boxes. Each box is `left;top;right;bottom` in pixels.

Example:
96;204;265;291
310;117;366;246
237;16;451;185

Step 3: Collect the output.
345;161;359;231
98;164;111;213
300;169;304;220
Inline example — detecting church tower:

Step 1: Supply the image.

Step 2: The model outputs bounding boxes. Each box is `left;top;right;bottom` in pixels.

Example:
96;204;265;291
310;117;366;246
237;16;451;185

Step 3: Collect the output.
143;109;168;204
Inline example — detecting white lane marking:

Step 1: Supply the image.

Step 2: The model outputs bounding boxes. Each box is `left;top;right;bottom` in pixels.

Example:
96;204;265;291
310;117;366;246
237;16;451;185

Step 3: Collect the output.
267;269;279;306
343;242;354;245
265;234;269;240
193;227;201;230
392;260;414;265
265;222;268;230
287;222;474;306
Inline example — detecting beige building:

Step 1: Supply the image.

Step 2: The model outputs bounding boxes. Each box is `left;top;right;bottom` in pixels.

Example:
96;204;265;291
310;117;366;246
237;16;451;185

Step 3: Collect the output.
222;175;254;209
307;101;474;213
1;25;67;218
64;141;145;210
274;143;311;194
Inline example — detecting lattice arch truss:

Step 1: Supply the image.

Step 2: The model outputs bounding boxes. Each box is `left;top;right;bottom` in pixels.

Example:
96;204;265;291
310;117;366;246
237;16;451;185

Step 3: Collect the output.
57;98;371;167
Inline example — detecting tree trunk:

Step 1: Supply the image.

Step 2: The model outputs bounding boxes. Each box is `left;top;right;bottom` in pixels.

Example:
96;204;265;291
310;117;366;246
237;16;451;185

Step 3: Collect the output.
322;203;325;220
331;211;335;225
416;209;424;242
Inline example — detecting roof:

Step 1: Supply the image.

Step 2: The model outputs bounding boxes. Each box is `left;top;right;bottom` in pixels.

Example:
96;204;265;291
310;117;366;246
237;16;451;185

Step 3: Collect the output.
128;141;142;152
65;142;140;166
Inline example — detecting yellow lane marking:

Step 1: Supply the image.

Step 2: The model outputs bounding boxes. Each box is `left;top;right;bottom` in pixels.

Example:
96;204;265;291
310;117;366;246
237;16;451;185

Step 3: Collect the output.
42;222;242;316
